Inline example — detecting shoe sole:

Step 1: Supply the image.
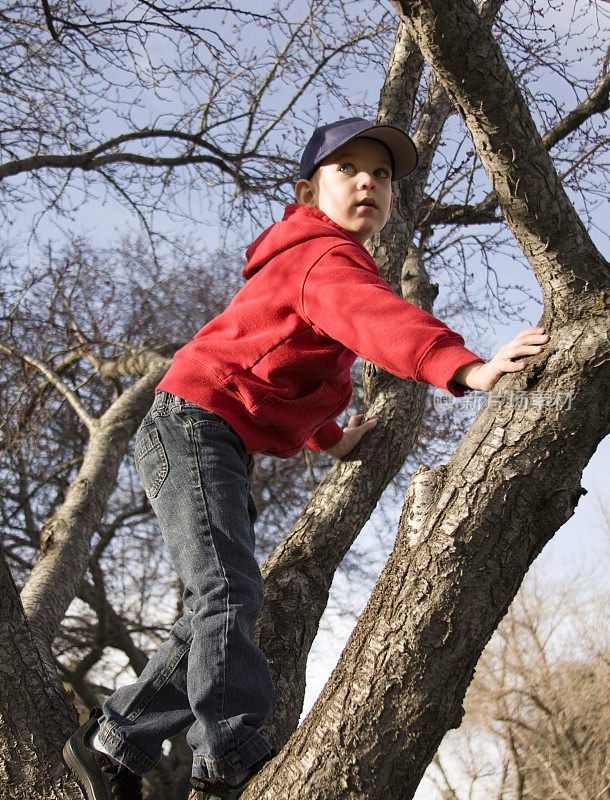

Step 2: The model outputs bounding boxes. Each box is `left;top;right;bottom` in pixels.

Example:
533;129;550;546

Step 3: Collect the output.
63;737;100;800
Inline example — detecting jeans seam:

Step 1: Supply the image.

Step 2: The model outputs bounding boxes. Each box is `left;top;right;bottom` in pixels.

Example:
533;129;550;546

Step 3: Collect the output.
124;640;190;722
187;416;235;755
191;730;271;779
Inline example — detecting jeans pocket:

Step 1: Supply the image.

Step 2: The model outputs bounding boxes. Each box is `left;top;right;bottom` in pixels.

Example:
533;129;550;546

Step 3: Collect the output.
135;428;169;500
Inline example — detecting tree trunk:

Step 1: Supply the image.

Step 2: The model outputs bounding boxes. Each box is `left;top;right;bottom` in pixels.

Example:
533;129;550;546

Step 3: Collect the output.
256;0;506;746
248;312;609;800
255;23;451;749
256;0;509;749
0;546;81;800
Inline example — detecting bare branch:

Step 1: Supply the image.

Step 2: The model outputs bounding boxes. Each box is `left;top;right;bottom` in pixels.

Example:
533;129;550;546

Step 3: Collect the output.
40;0;59;41
0;343;98;433
91;347;172;379
416;69;610;231
0;131;241;183
542;72;610;150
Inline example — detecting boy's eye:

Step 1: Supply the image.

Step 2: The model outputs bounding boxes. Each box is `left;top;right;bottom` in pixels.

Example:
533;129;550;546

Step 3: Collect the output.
337;162;391;179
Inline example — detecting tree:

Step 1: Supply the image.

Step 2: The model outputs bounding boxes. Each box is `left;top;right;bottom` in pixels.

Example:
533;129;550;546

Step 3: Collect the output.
0;237;271;798
1;0;609;798
426;565;610;800
245;0;610;795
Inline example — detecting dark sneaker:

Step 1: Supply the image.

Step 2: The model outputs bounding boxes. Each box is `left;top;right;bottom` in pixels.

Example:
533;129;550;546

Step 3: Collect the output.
63;708;143;800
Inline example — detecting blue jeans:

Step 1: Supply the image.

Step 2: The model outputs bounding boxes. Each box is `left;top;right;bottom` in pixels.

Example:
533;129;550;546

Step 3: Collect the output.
97;391;275;779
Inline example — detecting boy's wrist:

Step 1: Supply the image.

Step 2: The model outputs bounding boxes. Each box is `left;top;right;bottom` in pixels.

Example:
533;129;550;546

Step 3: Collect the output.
451;361;485;390
326;434;347;458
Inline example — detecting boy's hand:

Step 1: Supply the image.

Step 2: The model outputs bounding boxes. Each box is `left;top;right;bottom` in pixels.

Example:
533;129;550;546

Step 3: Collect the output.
453;327;549;392
326;414;378;459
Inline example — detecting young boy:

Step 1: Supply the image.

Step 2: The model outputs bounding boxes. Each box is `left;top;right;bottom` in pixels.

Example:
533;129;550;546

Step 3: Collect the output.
63;118;548;800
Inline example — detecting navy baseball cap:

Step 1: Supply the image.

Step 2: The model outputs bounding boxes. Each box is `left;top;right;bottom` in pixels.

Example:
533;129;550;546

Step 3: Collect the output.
299;117;418;181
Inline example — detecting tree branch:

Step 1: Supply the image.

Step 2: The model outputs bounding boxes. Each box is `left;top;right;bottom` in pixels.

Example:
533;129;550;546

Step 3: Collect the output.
416;70;610;230
0;125;295;183
542;72;610;150
0;343;98;433
0;147;237;182
87;346;172;379
20;363;167;656
41;0;59;40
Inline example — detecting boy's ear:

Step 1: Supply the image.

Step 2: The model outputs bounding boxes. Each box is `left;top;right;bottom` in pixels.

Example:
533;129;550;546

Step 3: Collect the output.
295;178;317;207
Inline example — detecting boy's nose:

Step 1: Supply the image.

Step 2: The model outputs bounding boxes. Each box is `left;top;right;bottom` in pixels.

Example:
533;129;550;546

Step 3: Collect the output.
357;171;375;188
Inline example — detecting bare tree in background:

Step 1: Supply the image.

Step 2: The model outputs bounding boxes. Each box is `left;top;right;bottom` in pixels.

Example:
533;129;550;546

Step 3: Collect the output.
426;564;610;800
1;0;609;798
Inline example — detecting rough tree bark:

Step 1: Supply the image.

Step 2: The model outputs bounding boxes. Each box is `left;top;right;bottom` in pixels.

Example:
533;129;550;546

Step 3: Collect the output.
0;548;81;799
244;0;609;796
256;22;432;750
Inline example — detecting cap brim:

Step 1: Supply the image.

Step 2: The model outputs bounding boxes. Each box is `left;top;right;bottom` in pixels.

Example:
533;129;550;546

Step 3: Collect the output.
349;125;418;180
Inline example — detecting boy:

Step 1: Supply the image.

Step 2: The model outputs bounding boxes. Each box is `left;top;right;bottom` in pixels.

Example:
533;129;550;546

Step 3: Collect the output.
63;118;548;800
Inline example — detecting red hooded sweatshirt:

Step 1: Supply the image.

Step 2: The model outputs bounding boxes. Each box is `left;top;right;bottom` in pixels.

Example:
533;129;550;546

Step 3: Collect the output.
157;204;483;458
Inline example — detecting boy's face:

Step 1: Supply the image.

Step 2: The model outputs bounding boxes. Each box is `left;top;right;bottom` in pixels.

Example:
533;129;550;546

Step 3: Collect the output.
294;137;394;244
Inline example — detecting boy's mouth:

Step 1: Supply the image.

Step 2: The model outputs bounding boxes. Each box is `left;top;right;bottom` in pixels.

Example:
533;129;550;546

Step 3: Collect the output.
356;197;377;209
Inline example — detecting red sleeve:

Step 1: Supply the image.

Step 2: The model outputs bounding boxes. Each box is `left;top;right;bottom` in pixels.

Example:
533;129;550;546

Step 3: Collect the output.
301;246;483;395
305;420;344;452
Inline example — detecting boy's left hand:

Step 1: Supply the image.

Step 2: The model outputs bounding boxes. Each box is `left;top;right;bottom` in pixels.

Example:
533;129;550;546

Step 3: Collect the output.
453;327;549;392
326;414;378;459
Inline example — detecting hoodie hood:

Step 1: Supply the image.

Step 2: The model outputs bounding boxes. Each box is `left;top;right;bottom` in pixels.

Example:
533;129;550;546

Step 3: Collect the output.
242;204;367;280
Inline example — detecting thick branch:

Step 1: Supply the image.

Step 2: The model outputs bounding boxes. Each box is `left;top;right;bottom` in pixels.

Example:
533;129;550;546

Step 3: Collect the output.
20;363;167;657
417;193;503;227
0;127;284;182
390;0;608;310
248;1;610;796
90;347;172;379
0;147;237;182
376;22;424;132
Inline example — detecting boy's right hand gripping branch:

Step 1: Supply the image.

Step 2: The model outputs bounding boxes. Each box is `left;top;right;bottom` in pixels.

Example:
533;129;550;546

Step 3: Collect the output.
453;327;549;392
